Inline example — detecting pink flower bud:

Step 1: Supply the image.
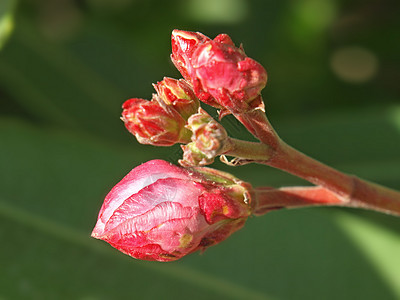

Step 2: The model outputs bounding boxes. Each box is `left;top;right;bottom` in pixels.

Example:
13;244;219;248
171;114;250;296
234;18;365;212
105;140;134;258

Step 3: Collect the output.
91;160;252;262
121;98;191;146
153;77;200;120
171;30;268;113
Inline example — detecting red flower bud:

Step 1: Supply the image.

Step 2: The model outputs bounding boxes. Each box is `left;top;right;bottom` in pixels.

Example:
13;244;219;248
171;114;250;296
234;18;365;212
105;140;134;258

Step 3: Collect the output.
171;30;268;113
91;160;252;262
153;77;200;120
121;98;191;146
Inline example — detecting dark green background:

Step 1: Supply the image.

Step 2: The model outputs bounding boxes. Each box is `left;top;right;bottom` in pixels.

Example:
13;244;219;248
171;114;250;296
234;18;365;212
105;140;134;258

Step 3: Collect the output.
1;0;399;299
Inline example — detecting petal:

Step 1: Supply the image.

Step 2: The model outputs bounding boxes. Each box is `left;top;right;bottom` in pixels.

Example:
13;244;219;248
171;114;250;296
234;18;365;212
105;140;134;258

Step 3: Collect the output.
103;178;203;233
111;242;175;262
92;160;191;236
99;202;208;261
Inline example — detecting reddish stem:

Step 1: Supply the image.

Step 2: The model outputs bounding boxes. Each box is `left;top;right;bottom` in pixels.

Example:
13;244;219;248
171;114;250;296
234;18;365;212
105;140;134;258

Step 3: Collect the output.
268;141;353;197
234;108;279;149
253;185;400;216
253;186;352;216
266;140;400;216
225;116;400;216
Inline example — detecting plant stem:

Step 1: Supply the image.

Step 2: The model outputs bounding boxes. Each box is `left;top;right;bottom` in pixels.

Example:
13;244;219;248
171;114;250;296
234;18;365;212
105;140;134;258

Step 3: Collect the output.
224;138;400;216
234;108;279;149
221;138;273;161
252;186;352;215
229;104;400;216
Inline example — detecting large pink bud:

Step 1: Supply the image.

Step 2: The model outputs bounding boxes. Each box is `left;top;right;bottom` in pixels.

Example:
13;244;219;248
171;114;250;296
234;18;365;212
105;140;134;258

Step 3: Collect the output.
171;30;268;113
91;160;252;262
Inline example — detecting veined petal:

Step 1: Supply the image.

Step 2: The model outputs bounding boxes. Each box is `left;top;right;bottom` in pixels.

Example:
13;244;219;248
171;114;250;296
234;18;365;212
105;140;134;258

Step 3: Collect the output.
104;179;203;233
92;160;192;236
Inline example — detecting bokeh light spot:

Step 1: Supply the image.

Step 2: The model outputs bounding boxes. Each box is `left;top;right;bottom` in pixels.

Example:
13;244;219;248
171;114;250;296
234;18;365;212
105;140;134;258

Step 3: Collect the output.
295;0;337;30
183;0;248;24
330;46;379;83
0;0;16;49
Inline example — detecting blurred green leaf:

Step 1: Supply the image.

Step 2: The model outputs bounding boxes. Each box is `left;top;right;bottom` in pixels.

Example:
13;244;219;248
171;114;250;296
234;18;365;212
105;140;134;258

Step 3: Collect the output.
1;106;399;299
0;0;16;50
0;198;270;300
389;105;400;132
335;212;400;298
1;1;400;299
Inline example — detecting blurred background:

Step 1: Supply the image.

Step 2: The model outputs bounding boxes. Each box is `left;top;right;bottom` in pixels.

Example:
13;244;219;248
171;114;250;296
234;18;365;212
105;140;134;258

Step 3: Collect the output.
1;0;400;299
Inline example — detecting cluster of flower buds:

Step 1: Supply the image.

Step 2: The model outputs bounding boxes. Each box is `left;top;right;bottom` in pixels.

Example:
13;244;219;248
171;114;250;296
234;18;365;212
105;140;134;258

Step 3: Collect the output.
122;30;268;147
91;160;252;262
92;30;271;262
92;29;400;263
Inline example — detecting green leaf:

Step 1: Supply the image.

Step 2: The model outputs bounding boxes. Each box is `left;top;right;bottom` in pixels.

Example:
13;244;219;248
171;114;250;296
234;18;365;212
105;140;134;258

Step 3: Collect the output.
335;211;400;298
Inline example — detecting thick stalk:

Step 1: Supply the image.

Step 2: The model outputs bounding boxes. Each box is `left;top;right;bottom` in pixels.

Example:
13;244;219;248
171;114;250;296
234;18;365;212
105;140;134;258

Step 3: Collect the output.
233;109;279;149
224;138;400;216
230;104;400;216
252;186;392;216
268;140;400;216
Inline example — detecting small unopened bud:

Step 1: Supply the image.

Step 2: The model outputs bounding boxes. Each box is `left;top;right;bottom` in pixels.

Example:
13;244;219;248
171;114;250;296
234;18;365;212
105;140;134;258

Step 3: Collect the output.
171;30;268;113
180;109;228;166
153;77;200;120
91;160;252;262
180;142;212;167
121;98;191;146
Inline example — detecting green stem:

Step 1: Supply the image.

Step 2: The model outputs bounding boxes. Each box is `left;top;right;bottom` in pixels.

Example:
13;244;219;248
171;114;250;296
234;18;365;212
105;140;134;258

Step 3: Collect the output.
221;138;273;161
